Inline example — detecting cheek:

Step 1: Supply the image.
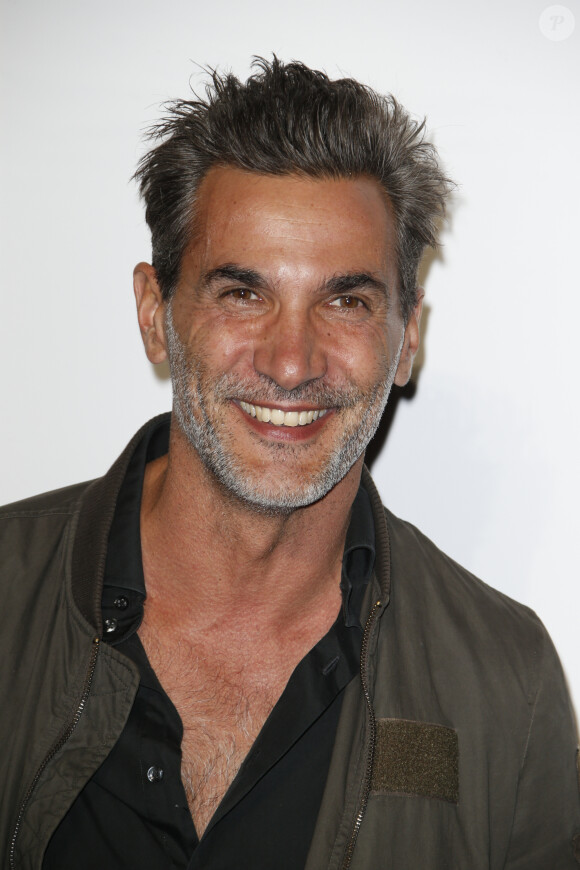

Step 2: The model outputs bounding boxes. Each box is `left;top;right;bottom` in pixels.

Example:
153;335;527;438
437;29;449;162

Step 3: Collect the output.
327;325;393;387
185;312;256;373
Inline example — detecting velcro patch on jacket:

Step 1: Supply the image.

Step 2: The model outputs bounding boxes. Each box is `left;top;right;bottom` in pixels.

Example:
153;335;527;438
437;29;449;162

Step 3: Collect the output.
371;718;459;803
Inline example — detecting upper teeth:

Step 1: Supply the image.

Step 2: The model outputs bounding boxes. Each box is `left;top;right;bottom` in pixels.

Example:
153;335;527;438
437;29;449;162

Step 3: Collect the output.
239;402;328;427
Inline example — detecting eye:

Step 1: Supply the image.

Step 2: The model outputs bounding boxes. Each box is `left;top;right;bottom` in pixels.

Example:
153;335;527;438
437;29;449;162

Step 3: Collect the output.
329;295;365;310
224;287;261;302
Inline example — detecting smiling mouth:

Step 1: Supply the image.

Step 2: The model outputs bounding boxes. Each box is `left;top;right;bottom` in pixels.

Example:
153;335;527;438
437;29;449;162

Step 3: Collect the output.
239;401;329;428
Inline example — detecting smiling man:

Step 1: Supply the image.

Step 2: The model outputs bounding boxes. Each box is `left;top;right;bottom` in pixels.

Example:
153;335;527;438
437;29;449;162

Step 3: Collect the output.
1;59;579;870
139;169;408;515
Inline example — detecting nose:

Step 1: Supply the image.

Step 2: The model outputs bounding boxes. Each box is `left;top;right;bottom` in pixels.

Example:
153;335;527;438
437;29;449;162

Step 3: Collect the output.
252;307;327;392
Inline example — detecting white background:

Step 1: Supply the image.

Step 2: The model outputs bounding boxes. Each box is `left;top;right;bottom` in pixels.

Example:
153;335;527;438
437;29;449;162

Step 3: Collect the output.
1;0;578;717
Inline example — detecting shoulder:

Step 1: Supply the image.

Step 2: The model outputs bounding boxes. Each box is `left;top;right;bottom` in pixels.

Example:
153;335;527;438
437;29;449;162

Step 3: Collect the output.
382;507;551;688
0;480;93;520
385;506;539;621
361;467;545;652
0;481;93;593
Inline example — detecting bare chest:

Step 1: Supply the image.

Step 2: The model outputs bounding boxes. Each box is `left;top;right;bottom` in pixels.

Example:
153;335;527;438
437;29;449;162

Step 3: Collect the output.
139;621;288;837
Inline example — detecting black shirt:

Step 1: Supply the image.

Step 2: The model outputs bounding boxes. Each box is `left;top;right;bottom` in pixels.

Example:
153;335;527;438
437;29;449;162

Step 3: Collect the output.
44;424;375;869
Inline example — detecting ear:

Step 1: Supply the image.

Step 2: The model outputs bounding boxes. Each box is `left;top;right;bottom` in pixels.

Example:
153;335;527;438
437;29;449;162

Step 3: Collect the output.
133;263;168;364
394;287;424;387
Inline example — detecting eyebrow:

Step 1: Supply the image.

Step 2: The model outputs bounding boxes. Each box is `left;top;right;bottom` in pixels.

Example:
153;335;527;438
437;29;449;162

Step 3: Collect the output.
200;264;388;297
324;273;388;296
200;265;268;291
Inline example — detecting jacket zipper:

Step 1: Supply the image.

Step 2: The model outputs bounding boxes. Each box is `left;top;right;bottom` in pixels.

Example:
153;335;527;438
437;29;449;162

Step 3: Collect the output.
340;599;382;870
9;636;101;870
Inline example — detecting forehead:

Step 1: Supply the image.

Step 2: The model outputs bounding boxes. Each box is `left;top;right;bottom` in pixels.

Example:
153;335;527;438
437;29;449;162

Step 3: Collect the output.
185;166;398;281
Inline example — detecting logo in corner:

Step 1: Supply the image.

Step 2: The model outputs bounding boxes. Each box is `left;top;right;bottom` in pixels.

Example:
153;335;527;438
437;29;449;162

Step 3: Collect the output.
539;5;576;40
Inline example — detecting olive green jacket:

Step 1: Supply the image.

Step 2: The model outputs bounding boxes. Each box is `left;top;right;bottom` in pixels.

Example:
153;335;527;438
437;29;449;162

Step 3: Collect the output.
1;415;579;869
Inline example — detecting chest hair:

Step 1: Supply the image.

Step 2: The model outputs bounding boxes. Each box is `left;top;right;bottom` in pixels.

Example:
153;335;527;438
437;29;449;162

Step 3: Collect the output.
139;622;289;838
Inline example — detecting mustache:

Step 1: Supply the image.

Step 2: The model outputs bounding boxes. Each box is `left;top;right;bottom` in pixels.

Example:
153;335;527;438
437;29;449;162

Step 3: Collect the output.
210;372;385;410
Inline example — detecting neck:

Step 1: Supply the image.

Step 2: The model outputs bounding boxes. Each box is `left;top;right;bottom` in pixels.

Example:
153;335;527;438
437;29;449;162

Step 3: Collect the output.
140;421;363;622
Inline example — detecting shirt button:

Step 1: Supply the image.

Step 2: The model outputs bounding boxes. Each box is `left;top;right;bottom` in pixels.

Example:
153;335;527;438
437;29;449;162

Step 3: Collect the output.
147;766;164;783
114;595;129;610
104;618;118;633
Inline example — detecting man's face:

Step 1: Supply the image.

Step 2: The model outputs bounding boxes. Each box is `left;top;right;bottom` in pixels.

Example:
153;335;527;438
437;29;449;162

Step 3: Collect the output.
162;167;413;513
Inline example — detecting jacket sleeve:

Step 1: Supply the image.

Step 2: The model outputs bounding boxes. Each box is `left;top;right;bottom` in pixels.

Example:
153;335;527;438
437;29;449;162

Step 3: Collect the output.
504;628;580;869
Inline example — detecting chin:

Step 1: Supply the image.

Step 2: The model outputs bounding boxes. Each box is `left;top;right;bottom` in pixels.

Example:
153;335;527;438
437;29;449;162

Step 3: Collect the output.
206;450;360;515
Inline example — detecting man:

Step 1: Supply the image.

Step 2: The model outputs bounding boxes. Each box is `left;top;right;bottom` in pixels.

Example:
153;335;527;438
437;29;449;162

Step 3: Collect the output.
1;58;579;870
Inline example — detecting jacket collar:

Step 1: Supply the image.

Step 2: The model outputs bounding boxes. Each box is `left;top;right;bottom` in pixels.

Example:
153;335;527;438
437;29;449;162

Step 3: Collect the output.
361;465;391;609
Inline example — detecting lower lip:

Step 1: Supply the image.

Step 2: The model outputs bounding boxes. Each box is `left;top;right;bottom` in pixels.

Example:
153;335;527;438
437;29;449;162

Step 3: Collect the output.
233;402;334;441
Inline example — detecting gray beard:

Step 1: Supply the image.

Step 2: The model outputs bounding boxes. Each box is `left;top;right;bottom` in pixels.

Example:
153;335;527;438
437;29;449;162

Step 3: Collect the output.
165;303;403;514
